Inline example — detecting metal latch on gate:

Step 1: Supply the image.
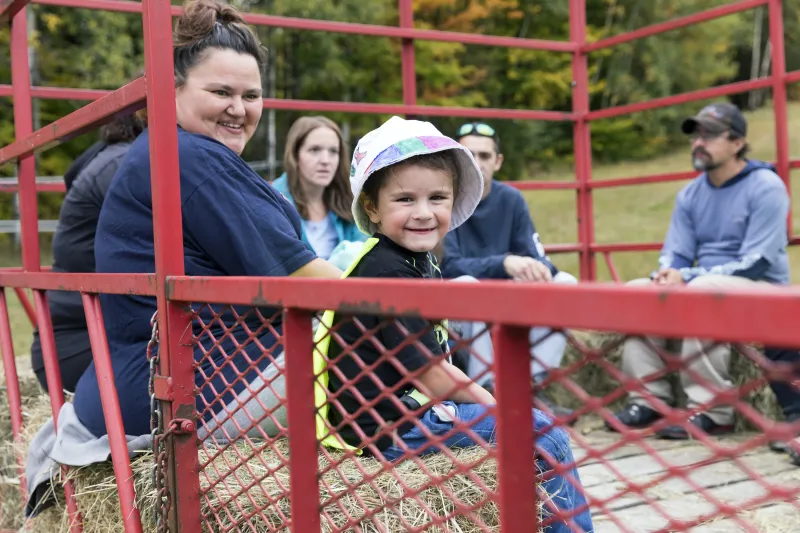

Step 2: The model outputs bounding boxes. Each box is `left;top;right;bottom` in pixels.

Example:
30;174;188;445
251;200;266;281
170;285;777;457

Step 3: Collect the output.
166;418;196;435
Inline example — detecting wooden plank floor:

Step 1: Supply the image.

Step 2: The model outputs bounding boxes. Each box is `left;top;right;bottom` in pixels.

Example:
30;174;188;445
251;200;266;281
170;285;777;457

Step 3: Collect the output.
570;429;800;532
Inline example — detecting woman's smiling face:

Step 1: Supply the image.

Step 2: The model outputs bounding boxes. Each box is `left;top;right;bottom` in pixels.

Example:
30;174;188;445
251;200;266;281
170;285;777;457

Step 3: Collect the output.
175;48;263;155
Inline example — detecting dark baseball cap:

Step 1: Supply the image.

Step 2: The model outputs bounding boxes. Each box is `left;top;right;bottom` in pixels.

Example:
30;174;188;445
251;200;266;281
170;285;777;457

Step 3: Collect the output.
681;103;747;137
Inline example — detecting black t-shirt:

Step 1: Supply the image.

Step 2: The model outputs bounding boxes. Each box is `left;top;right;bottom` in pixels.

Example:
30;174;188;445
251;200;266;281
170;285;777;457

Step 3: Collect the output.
327;233;448;451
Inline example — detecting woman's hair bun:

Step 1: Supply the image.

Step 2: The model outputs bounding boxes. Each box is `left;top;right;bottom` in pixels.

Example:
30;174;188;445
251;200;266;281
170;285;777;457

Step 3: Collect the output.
172;0;265;86
174;0;246;48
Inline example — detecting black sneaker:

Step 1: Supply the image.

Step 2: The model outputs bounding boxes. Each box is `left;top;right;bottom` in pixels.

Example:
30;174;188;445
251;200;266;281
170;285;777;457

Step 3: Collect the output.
769;416;800;454
769;440;790;453
788;439;800;467
655;413;734;440
606;403;662;432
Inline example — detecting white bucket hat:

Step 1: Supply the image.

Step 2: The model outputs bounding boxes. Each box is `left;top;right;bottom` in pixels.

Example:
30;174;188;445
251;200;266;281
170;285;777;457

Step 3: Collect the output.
349;116;484;235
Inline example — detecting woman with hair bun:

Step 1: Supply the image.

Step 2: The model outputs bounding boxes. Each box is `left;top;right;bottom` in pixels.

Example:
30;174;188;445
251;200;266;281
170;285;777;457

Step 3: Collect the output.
72;0;342;441
272;116;367;270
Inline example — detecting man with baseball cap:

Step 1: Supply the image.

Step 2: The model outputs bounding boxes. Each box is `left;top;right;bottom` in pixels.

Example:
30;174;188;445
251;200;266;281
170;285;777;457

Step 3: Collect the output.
440;122;578;420
608;102;791;439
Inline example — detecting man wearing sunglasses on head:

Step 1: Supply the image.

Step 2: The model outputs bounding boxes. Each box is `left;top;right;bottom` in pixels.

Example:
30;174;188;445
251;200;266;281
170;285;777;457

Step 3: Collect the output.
608;102;791;440
442;122;578;419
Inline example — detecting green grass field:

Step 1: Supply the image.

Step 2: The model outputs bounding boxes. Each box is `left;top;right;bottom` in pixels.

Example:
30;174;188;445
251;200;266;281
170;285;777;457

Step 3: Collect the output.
3;101;800;359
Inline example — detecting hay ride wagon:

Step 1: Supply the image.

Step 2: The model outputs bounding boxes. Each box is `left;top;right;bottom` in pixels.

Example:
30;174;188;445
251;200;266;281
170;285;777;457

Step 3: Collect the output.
1;0;799;532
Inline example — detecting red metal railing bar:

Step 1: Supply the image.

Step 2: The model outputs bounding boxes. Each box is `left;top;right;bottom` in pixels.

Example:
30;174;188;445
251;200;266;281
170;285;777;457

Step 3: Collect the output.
768;0;791;238
493;324;538;532
13;287;37;326
34;289;84;531
592;242;662;253
11;6;40;271
0;77;147;166
5;157;800;196
282;308;322;533
587;170;697;189
81;293;143;533
545;243;582;254
7;69;800;104
0;272;157;294
29;0;578;52
602;252;621;283
592;236;800;253
570;0;595;281
165;276;800;347
398;0;416;117
0;84;113;100
258;98;575;121
513;180;579;190
0;0;28;21
0;181;66;193
140;0;202;527
583;0;768;52
587;77;774;121
0;290;28;497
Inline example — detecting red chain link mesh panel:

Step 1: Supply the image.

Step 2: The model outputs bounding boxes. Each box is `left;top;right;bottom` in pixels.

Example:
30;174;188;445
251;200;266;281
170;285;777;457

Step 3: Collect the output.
192;304;292;531
549;330;800;532
314;315;501;532
184;300;799;532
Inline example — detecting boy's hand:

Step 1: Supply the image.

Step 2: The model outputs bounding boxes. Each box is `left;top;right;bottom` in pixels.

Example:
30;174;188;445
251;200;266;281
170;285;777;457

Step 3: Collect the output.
503;255;552;282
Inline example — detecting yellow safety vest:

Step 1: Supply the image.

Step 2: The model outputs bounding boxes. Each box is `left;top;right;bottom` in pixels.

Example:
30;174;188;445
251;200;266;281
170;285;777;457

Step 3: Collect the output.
312;237;447;453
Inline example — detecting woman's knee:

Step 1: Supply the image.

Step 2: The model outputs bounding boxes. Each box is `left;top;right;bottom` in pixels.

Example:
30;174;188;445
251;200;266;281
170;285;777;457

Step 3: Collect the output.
450;275;480;284
553;271;578;285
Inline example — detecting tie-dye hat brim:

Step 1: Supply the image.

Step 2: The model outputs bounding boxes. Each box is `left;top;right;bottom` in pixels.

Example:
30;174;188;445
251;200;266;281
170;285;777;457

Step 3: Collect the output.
349;116;483;235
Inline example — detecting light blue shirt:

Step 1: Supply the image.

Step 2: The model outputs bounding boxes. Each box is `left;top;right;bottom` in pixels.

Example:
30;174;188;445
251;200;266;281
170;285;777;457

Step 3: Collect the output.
658;160;790;285
306;216;339;259
270;173;368;252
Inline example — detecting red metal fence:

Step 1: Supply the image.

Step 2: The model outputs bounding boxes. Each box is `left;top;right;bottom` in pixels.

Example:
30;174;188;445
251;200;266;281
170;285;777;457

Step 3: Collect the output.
1;0;799;532
3;0;798;282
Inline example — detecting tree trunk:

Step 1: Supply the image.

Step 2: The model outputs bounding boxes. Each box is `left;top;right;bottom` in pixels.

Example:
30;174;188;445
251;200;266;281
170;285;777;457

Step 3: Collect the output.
748;6;764;110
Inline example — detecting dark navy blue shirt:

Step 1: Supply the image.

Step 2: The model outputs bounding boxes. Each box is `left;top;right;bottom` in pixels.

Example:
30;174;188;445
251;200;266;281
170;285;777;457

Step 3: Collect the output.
73;127;316;437
441;180;557;279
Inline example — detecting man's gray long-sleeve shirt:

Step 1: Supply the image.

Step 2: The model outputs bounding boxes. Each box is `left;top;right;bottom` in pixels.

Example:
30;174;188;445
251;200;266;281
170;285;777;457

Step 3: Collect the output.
658;160;790;285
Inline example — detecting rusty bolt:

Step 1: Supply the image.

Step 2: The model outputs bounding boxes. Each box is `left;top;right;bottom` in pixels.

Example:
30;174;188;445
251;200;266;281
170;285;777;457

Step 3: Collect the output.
180;420;195;433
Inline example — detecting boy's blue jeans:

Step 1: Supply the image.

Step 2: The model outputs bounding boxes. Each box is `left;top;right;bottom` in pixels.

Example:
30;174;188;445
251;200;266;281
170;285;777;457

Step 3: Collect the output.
381;402;594;533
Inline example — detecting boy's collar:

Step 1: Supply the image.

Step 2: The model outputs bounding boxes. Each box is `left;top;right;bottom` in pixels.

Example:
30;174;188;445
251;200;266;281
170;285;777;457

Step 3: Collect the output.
374;232;433;260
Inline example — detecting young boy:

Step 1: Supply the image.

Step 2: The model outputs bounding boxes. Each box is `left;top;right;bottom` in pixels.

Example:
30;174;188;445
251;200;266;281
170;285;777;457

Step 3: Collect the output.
314;116;593;532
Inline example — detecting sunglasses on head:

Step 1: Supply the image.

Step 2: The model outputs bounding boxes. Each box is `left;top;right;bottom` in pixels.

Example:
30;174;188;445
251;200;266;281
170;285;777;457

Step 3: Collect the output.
457;123;497;139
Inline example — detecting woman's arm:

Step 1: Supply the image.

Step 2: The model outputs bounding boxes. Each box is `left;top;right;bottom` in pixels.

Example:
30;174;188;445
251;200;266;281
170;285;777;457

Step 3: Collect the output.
417;360;495;405
290;258;343;279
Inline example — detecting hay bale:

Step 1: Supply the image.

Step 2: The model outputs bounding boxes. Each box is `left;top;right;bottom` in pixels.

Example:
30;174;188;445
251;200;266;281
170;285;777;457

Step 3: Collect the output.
547;331;783;431
32;439;545;533
0;367;48;532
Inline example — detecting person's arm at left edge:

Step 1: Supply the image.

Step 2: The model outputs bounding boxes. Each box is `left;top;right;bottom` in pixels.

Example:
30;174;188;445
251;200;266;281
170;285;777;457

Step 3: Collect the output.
291;258;343;278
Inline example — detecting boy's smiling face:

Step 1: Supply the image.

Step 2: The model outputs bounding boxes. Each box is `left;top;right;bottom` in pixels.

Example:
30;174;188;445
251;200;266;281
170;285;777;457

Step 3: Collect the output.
362;164;455;253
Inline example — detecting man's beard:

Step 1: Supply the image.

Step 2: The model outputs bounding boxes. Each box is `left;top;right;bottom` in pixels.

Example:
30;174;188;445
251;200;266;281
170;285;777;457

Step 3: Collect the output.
692;149;720;172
